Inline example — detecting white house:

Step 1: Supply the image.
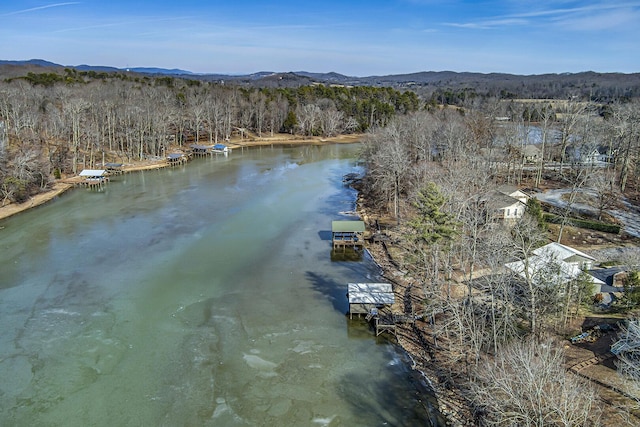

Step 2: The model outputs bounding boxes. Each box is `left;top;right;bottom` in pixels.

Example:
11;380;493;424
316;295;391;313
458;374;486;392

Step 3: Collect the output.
481;190;527;222
505;242;605;294
534;242;597;270
497;185;530;204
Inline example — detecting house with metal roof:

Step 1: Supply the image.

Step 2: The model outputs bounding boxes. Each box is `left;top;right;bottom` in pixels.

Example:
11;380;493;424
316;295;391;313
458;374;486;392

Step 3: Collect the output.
505;242;605;294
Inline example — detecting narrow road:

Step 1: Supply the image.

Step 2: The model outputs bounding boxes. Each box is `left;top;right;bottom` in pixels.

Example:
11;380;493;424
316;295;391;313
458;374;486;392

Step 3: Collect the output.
534;189;640;238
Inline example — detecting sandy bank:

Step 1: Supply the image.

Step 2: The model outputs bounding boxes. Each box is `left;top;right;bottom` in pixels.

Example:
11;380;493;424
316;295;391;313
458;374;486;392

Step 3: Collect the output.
0;134;363;222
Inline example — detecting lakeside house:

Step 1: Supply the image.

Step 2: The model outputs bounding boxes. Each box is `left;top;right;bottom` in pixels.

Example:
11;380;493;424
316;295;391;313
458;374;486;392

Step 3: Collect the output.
480;190;527;222
567;146;615;165
505;242;605;295
497;185;530;204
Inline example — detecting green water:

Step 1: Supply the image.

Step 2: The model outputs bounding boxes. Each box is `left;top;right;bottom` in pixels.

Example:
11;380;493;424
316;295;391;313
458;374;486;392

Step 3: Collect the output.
0;144;440;426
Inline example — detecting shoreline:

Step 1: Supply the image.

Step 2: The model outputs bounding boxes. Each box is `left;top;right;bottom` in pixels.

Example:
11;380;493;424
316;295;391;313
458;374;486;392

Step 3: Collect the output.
366;244;474;427
1;134;469;424
0;133;363;222
358;198;474;426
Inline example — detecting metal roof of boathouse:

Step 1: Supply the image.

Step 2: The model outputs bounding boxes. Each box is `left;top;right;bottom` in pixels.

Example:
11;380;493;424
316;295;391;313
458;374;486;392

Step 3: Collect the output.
347;283;395;305
79;169;107;177
331;221;365;233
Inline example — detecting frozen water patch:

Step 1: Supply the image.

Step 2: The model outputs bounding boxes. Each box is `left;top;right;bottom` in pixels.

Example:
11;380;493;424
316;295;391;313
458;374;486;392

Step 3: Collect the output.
289;340;317;355
243;354;278;377
312;414;336;426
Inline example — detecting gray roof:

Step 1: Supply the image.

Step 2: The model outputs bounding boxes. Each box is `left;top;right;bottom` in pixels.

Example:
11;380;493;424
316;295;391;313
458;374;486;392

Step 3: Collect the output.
347;283;395;305
482;190;525;209
588;267;626;292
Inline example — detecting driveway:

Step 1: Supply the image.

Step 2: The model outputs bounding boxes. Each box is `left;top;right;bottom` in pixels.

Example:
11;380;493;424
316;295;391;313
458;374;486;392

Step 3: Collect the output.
534;189;640;238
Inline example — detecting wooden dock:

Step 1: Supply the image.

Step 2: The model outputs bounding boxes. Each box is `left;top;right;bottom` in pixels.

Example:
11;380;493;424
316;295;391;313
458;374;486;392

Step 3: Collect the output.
104;163;124;175
72;169;110;188
167;153;188;165
373;314;397;336
347;282;397;336
332;220;365;250
190;144;213;157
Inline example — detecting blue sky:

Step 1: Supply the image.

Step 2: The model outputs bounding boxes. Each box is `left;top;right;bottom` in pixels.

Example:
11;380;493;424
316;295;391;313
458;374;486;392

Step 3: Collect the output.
1;1;639;76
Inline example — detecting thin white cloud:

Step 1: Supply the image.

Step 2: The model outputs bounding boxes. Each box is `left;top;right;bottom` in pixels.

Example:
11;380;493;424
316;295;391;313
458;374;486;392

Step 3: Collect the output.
1;2;80;17
446;18;527;30
445;1;640;30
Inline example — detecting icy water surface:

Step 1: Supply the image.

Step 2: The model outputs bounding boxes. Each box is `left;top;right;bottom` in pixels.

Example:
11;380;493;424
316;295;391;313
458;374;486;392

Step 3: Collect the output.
0;144;441;426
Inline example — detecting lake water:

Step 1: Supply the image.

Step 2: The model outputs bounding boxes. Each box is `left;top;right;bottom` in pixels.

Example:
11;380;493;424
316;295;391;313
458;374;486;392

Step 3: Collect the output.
0;144;441;426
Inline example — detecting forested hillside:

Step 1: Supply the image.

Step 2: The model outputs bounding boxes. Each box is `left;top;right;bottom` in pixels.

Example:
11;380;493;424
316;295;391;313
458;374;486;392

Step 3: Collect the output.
0;68;418;204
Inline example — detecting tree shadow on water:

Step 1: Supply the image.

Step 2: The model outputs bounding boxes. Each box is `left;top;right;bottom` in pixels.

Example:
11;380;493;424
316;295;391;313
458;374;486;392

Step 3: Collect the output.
306;271;349;314
335;369;444;427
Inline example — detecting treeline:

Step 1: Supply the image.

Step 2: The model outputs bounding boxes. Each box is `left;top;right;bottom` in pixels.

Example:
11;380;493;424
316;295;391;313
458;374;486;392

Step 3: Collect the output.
0;73;418;204
359;99;640;425
403;71;640;105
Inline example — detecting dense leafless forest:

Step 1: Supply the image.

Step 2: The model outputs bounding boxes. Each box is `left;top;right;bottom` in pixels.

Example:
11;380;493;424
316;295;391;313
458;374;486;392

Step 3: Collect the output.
0;67;420;204
358;95;640;424
2;64;640;425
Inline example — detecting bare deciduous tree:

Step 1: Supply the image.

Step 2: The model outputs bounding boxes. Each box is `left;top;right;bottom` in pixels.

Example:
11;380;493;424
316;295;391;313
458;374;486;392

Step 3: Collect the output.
613;319;640;418
471;338;601;427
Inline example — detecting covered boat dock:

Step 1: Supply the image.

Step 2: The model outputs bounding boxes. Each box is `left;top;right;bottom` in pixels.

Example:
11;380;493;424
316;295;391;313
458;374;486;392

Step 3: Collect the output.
78;169;109;187
167;153;188;165
332;220;365;249
347;283;396;335
190;144;213;156
104;163;124;175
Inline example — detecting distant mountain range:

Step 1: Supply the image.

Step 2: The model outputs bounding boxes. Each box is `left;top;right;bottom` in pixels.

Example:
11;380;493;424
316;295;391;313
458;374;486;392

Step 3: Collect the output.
2;59;640;98
0;59;194;75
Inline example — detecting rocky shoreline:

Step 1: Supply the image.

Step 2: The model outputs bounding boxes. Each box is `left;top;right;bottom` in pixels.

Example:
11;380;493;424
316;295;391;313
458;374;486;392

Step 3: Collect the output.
358;199;475;427
368;246;474;426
